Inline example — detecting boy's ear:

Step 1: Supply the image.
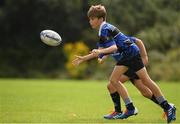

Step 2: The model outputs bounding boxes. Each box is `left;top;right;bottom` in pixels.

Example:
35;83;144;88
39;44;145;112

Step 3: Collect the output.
98;17;104;21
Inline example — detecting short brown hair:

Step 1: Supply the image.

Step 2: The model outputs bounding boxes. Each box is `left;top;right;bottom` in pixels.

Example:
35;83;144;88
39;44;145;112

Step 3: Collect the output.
87;5;106;20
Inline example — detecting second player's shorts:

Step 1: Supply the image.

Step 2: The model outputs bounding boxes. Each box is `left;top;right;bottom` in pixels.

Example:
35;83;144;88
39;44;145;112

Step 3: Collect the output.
124;69;139;84
124;69;139;80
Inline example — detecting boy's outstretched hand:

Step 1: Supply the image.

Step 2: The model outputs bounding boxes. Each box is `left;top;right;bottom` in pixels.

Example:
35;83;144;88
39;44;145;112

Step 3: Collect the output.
72;55;84;66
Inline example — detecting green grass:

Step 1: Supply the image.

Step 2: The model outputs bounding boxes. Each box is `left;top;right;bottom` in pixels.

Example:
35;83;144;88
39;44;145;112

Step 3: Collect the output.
0;79;179;123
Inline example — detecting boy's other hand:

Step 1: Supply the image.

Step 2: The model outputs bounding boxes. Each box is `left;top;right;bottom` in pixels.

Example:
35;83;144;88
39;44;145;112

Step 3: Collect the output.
98;58;104;64
98;55;108;64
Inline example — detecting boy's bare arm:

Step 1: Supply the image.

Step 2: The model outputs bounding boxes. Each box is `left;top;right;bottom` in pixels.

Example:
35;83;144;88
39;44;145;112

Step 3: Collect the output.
135;38;148;65
82;52;98;61
72;53;97;66
135;38;147;57
92;45;118;55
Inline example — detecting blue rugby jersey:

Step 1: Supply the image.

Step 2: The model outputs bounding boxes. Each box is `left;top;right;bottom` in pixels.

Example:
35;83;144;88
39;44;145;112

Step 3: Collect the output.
97;36;138;62
98;21;139;61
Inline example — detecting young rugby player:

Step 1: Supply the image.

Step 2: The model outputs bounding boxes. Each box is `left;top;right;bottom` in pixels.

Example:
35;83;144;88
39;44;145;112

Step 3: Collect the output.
98;37;161;119
73;37;161;120
86;5;176;123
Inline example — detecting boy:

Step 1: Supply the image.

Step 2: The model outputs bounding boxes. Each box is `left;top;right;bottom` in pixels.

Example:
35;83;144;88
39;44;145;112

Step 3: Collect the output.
98;37;160;119
86;4;176;123
73;37;160;120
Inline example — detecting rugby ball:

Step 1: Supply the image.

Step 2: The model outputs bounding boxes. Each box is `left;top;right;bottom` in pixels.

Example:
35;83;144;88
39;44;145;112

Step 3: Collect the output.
40;30;62;46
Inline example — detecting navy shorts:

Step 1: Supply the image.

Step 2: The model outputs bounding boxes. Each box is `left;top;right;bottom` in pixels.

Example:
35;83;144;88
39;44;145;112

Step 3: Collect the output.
124;69;139;80
116;54;144;83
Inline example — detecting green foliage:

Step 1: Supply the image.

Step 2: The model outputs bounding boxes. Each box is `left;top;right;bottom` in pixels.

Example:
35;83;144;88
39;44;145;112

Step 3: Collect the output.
137;18;180;52
148;48;180;81
102;0;158;34
0;0;85;78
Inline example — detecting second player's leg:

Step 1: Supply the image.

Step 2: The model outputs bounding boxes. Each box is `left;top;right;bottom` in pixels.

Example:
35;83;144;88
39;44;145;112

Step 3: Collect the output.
136;67;164;98
135;60;176;123
132;79;159;105
132;79;153;98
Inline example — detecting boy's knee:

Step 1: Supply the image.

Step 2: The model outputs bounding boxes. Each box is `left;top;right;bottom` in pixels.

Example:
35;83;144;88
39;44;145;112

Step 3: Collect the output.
109;79;115;84
107;83;111;90
109;78;118;86
107;82;117;93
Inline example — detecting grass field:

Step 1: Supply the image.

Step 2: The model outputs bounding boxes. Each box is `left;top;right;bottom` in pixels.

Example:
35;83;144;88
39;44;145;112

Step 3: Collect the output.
0;79;179;123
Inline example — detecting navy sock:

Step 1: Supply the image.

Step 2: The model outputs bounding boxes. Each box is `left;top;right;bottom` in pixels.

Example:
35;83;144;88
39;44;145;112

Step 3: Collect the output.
160;100;170;111
151;94;159;105
110;92;122;113
156;96;170;110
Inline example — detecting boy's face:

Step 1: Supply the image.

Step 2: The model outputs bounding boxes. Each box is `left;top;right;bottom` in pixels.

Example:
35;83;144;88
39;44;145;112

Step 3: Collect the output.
89;17;103;29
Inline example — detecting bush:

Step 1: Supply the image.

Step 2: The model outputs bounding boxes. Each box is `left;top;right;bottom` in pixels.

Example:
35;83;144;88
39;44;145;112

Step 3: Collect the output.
148;48;180;81
63;41;89;79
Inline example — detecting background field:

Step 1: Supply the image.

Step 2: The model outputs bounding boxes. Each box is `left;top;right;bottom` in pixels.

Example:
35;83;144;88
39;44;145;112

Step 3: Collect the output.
0;79;179;123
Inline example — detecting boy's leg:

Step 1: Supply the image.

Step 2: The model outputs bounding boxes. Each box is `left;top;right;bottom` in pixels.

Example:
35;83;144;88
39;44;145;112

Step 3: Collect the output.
109;65;138;119
136;67;172;110
127;54;176;123
109;65;129;100
136;66;176;123
124;69;159;105
129;54;171;109
136;67;164;98
104;83;122;119
107;83;122;113
132;79;159;105
104;83;121;119
104;75;130;119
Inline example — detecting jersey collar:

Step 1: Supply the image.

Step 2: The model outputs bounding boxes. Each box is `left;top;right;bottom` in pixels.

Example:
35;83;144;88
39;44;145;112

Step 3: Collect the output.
98;21;106;36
